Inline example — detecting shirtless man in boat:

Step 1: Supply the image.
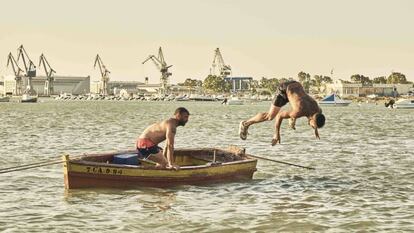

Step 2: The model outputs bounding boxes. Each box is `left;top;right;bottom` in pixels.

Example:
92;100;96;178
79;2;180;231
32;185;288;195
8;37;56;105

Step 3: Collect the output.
136;107;190;170
239;80;325;145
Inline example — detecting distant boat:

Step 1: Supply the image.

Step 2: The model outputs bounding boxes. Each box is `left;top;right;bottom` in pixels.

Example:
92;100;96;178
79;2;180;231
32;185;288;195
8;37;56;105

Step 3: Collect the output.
393;99;414;109
175;95;190;101
242;95;260;103
367;94;378;99
226;97;244;105
189;94;216;101
319;93;351;106
21;94;38;103
0;96;10;102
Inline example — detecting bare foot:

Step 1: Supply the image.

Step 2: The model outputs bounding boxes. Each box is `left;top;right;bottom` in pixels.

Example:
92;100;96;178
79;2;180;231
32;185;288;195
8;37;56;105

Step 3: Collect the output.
271;137;280;146
239;121;249;140
154;163;164;169
166;164;180;170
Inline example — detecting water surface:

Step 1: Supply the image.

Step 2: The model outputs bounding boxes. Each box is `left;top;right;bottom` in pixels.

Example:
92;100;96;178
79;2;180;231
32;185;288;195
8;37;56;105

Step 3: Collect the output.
0;100;413;232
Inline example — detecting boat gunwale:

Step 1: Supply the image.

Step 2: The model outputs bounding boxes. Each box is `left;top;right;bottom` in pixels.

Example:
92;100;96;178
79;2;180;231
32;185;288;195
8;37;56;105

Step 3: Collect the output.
66;148;257;171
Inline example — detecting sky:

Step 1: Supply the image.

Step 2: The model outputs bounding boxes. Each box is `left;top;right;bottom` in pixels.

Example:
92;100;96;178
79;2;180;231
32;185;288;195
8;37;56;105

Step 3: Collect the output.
1;0;413;83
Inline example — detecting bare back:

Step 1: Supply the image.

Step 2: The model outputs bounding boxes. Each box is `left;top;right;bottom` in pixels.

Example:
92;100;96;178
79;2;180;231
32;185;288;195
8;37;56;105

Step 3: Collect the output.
139;119;176;145
286;82;321;118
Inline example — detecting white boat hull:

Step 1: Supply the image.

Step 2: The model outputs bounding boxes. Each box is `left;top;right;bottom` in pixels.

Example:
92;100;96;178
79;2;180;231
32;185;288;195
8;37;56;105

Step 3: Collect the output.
394;104;414;109
319;93;351;106
0;97;10;102
227;100;244;105
318;101;351;106
393;99;414;109
21;94;38;103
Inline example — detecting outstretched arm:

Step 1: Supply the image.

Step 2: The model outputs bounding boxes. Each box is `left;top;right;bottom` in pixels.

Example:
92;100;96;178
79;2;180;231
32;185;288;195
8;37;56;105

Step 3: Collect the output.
272;111;291;145
165;122;179;169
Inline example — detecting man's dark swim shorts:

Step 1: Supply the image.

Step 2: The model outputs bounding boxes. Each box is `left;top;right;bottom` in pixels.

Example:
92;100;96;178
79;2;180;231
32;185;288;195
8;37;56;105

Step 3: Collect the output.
272;80;298;107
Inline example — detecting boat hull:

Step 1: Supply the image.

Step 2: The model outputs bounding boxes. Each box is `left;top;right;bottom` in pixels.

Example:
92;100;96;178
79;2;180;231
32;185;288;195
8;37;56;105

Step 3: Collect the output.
21;97;38;103
63;149;257;189
190;98;216;101
318;102;351;106
394;105;414;109
0;97;10;102
319;93;351;106
227;101;244;105
393;99;414;109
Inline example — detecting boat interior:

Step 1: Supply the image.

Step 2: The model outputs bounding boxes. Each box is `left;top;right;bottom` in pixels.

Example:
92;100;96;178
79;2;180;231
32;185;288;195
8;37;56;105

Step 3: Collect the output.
74;147;250;168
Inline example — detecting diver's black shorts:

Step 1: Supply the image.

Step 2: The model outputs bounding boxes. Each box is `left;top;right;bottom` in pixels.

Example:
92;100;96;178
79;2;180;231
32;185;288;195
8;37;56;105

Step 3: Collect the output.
272;80;298;107
137;145;162;158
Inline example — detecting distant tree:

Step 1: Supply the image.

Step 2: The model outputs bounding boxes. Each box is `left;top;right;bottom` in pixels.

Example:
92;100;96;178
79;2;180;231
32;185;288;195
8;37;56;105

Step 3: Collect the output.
298;71;311;93
340;79;351;84
196;80;203;87
313;75;323;87
279;77;291;83
373;76;387;84
387;72;410;84
250;80;259;89
259;77;269;88
320;76;333;93
250;80;259;94
297;71;309;83
309;75;321;92
203;75;229;93
178;78;202;87
350;74;372;85
322;76;333;84
302;75;333;93
259;90;272;96
224;80;232;92
259;77;279;93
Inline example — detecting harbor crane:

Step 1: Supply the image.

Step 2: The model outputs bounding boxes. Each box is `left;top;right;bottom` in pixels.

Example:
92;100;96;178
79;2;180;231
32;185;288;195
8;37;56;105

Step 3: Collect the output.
39;54;56;96
6;52;25;95
142;47;172;95
16;45;37;95
94;54;110;96
211;48;232;78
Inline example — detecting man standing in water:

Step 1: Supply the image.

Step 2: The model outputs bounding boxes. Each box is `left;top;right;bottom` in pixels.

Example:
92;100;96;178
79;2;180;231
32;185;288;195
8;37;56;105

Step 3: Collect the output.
136;107;190;169
239;80;325;145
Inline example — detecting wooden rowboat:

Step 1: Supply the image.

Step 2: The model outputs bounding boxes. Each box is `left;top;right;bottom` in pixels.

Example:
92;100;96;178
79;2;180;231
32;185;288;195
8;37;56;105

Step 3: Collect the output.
63;147;257;189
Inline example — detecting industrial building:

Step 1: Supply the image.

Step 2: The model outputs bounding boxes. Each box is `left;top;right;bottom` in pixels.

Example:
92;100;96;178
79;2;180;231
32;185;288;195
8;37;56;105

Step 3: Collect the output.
2;75;90;96
109;81;145;95
325;82;413;97
224;77;253;92
136;83;163;94
91;80;166;95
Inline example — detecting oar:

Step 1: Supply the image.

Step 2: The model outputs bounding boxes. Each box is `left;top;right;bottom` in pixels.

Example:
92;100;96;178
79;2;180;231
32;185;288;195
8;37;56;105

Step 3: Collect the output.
248;154;315;170
0;150;138;174
0;154;85;175
0;160;64;174
0;149;138;174
0;158;62;173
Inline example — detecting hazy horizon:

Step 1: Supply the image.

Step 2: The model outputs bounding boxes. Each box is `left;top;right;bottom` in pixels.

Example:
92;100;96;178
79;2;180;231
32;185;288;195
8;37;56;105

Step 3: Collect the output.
1;0;414;83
